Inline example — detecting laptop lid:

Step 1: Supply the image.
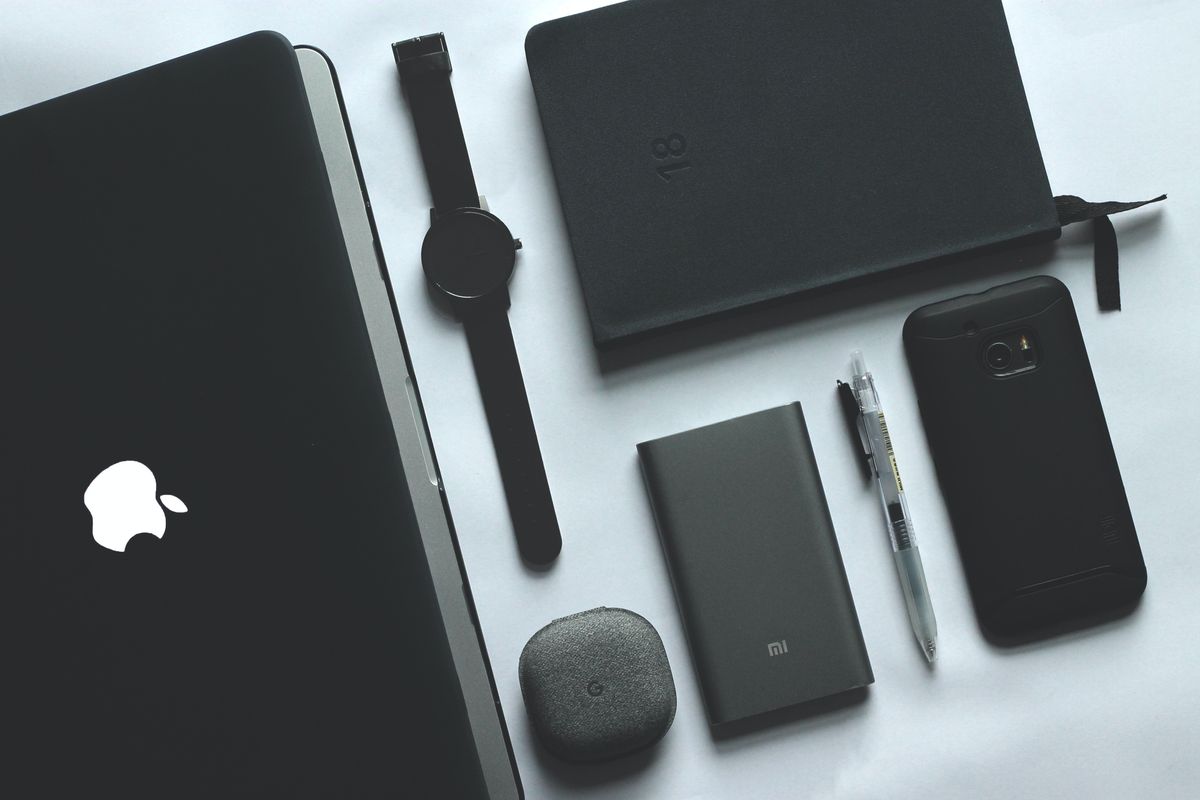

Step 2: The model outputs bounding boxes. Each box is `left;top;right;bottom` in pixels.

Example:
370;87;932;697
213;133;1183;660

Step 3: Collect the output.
1;32;514;797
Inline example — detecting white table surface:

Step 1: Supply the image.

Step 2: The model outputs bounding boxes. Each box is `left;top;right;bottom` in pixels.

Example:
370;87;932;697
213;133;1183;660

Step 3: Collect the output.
4;2;1198;798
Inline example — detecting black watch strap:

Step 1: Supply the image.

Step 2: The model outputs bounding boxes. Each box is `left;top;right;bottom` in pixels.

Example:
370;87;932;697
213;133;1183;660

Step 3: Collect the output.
395;33;562;565
459;294;562;565
392;34;479;216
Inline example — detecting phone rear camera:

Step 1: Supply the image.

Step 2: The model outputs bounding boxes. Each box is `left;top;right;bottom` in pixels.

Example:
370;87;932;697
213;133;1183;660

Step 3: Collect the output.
986;342;1013;370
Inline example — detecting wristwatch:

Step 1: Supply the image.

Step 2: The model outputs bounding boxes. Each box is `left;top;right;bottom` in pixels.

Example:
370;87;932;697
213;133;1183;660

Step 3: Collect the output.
392;33;562;566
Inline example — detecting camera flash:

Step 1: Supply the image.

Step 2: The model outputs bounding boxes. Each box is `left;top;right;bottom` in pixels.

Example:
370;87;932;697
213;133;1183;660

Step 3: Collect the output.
1018;334;1035;365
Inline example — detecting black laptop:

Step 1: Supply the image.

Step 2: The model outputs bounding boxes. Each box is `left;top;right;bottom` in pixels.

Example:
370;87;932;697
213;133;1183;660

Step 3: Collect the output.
1;33;520;798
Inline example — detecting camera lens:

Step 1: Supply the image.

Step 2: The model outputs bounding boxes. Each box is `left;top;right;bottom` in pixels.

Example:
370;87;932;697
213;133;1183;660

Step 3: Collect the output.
986;342;1012;370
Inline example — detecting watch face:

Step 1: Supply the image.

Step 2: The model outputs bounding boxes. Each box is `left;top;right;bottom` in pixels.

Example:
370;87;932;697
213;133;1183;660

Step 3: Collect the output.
421;208;516;300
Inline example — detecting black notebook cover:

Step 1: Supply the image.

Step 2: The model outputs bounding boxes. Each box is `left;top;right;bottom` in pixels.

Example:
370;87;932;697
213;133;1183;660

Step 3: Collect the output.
637;404;872;725
527;0;1060;346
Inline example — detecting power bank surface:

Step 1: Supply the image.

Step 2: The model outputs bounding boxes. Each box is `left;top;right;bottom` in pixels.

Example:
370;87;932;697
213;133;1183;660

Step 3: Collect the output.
638;404;873;726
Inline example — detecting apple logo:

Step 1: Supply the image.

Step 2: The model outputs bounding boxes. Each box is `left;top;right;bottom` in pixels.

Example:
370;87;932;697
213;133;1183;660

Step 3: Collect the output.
83;460;188;552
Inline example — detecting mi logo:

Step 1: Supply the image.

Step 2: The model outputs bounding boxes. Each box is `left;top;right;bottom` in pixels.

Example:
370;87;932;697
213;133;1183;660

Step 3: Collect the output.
767;640;789;657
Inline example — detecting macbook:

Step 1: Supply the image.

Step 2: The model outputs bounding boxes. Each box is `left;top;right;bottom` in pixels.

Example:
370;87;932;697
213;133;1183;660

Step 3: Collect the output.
1;32;520;798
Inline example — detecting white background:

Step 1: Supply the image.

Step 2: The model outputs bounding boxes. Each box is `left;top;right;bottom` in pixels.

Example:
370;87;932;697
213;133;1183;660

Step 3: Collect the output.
3;2;1198;798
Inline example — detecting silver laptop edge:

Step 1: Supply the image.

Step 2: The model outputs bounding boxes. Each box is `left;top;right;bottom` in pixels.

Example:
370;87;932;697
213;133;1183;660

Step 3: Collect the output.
297;47;520;800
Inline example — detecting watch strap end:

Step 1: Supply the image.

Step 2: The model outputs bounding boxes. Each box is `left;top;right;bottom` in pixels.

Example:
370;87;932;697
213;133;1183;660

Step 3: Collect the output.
393;33;452;78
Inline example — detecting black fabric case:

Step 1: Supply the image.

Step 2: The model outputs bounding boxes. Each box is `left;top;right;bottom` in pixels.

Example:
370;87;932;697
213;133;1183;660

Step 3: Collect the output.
527;0;1060;346
518;607;676;762
637;404;873;726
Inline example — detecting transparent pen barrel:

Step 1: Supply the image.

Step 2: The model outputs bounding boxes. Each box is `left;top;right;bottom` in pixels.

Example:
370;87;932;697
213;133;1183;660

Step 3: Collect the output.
894;546;937;655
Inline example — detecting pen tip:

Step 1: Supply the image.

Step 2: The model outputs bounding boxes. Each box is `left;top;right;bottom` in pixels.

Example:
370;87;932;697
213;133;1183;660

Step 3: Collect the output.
923;639;936;663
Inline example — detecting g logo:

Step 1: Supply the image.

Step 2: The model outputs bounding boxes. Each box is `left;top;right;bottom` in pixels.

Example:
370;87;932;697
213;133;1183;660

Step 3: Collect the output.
586;680;605;697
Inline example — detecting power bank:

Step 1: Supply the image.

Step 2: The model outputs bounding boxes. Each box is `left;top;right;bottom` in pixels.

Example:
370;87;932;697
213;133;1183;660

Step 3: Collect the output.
637;404;873;726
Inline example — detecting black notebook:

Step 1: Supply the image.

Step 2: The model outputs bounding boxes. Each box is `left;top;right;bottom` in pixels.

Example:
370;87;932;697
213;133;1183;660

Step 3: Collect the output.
638;404;873;725
526;0;1060;346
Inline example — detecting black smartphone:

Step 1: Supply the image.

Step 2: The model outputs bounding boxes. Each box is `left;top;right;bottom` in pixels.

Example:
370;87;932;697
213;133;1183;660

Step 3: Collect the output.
903;276;1146;641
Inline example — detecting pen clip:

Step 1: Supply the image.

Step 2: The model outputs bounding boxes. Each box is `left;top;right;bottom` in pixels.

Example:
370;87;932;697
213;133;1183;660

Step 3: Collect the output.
836;380;873;481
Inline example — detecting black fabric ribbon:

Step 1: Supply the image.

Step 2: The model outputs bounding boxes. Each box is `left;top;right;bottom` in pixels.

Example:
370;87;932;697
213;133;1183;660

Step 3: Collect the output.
1054;194;1166;311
